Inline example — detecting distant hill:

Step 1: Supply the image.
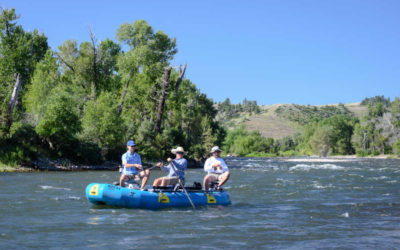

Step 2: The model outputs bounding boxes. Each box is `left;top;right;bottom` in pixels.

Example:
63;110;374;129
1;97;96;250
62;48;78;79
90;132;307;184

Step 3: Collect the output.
217;103;368;139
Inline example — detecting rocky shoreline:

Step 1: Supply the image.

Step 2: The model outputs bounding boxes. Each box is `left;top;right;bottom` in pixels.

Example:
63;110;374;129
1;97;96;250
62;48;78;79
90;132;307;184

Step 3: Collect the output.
23;158;121;172
2;157;204;172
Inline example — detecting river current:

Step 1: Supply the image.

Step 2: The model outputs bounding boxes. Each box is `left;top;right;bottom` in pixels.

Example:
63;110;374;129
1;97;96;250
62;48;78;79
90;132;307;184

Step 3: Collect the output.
1;158;399;249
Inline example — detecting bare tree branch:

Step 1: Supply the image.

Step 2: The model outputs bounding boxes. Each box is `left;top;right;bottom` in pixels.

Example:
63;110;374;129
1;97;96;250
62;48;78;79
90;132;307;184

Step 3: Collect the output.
54;52;75;72
88;26;98;98
154;66;172;133
175;63;187;97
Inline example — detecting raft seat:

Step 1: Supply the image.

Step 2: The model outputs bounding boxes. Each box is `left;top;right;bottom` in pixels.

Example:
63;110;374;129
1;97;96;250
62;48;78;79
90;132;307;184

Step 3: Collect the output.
152;182;203;192
210;181;219;188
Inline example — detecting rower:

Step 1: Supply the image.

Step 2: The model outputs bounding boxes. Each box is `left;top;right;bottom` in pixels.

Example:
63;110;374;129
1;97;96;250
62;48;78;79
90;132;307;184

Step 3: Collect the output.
203;146;230;191
119;140;150;189
153;146;187;187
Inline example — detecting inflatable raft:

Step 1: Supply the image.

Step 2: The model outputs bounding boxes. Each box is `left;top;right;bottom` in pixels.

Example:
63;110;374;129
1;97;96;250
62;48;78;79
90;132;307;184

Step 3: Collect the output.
85;183;231;209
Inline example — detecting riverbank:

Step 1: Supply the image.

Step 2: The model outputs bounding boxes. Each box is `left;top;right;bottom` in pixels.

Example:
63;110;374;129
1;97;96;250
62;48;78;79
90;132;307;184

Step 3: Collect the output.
0;158;120;173
0;157;204;172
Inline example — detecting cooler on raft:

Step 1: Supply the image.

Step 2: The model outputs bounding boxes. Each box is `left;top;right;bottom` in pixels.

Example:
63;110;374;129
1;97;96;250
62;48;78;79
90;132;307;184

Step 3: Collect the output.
85;183;231;209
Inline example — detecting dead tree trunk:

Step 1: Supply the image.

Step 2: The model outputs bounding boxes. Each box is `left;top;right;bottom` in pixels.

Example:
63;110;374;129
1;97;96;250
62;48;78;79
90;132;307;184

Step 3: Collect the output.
88;27;98;99
1;8;11;38
154;67;172;133
175;64;187;97
7;73;22;128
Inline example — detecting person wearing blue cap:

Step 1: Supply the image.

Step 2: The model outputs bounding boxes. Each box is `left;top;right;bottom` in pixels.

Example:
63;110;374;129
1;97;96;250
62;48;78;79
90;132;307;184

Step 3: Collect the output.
120;140;150;189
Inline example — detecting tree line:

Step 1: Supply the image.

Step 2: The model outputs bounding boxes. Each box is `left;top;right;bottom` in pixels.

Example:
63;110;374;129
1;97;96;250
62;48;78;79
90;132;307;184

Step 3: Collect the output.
224;97;400;157
0;8;224;166
216;98;261;121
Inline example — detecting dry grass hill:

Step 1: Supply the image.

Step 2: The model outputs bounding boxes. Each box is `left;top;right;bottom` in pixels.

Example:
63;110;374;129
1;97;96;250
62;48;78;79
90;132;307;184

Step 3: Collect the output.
220;103;367;139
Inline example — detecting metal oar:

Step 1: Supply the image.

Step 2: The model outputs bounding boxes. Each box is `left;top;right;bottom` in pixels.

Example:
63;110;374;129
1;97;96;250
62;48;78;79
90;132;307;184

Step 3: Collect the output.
119;164;157;173
170;161;196;209
143;165;158;171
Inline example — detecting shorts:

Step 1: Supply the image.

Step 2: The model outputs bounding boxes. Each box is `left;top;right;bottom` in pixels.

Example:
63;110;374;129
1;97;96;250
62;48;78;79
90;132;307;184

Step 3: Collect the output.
123;174;141;182
207;173;223;182
162;176;180;186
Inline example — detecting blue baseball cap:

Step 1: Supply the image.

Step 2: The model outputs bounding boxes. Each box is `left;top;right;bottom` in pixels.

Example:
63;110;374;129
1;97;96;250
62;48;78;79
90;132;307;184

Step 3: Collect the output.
127;140;136;146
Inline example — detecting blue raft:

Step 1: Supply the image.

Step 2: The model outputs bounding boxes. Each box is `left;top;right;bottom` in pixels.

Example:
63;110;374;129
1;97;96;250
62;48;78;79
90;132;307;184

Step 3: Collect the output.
85;183;231;209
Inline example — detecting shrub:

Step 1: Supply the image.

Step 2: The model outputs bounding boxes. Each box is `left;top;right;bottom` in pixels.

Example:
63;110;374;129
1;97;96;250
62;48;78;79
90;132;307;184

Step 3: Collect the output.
393;139;400;156
0;123;39;166
36;89;81;155
81;92;126;160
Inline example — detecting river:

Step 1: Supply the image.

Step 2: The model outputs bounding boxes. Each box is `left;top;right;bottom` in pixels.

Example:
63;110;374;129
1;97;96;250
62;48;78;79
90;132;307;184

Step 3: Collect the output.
1;158;399;249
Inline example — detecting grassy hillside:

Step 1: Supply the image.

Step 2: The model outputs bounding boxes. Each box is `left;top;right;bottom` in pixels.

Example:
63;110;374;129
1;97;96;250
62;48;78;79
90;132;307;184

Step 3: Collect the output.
245;105;298;139
218;103;367;139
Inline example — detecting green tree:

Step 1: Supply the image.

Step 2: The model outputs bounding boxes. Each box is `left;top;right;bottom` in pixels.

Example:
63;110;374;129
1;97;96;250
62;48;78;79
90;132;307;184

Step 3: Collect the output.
0;8;48;134
74;38;122;98
391;97;400;128
223;126;248;154
233;131;269;156
223;126;273;156
81;92;126;159
350;96;400;156
392;138;400;156
24;51;60;123
320;115;356;155
35;89;81;154
361;96;391;107
277;136;295;152
116;20;177;126
368;102;386;117
310;126;333;156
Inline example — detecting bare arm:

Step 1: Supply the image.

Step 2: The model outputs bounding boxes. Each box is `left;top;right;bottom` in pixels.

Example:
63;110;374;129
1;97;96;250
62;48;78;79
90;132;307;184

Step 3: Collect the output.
124;163;142;170
212;162;223;170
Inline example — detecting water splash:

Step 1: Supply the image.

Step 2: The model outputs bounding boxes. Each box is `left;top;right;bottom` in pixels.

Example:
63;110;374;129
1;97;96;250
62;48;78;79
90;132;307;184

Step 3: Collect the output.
340;212;350;218
40;185;71;191
312;181;334;189
52;196;81;201
289;164;345;171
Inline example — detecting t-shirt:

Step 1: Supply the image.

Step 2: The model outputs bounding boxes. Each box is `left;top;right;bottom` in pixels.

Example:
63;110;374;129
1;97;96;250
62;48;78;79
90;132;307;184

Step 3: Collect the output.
121;151;142;175
161;158;187;179
204;157;229;174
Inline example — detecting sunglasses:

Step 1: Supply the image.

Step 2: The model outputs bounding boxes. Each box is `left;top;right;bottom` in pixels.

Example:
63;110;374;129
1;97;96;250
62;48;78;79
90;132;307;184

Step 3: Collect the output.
177;152;184;154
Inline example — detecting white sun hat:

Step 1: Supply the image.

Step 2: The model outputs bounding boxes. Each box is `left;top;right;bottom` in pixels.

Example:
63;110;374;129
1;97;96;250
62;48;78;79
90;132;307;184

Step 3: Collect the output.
210;146;222;153
171;146;185;154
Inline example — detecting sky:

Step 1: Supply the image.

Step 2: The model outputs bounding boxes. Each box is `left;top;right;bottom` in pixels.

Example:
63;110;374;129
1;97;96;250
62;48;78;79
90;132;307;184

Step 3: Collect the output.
2;0;400;105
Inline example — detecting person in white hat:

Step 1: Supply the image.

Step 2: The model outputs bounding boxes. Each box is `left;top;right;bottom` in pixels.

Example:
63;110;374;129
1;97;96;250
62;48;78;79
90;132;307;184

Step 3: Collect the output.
153;146;187;187
203;146;230;190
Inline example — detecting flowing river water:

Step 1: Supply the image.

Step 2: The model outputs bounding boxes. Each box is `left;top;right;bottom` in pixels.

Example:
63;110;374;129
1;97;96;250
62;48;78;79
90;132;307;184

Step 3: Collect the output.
1;158;399;249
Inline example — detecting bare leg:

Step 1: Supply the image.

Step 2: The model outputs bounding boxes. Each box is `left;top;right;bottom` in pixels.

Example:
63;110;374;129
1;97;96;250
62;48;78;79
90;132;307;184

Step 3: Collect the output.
203;175;216;190
161;177;169;186
203;175;209;190
120;175;128;187
218;171;230;188
140;169;150;189
153;178;162;186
